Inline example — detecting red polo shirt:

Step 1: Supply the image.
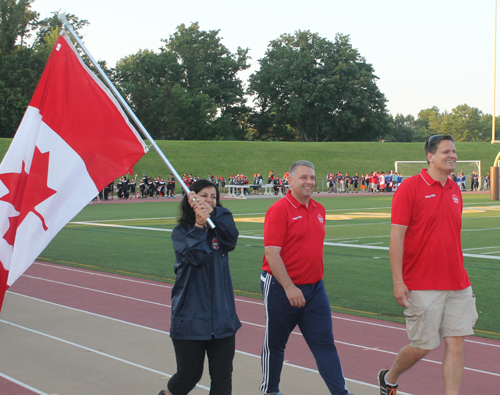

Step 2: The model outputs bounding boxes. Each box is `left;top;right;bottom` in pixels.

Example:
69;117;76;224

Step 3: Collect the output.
263;191;325;285
391;169;470;290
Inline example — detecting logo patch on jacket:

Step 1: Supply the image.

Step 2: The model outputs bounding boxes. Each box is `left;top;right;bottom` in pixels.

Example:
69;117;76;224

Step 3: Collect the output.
212;238;219;250
452;194;459;204
317;214;324;223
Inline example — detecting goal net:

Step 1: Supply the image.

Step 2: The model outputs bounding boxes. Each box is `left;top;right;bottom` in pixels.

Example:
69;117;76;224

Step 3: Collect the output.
395;161;481;183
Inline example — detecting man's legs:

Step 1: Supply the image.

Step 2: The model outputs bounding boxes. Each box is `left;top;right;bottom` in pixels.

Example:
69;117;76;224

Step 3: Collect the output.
260;272;299;393
382;289;442;392
442;336;465;395
384;345;430;384
382;288;476;393
299;281;348;395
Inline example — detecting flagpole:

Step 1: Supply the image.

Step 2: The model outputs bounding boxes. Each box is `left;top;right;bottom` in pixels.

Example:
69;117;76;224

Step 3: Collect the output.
58;14;215;228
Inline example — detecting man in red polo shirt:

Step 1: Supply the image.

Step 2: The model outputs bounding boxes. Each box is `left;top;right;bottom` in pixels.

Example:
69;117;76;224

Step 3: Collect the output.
260;160;350;395
378;135;478;395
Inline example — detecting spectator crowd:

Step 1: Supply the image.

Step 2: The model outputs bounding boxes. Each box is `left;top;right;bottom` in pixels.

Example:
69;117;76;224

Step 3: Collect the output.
98;168;490;201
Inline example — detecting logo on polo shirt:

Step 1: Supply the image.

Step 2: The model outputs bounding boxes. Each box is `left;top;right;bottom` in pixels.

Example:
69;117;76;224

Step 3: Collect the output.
292;215;302;221
425;194;436;199
317;214;324;223
212;238;219;249
452;194;459;204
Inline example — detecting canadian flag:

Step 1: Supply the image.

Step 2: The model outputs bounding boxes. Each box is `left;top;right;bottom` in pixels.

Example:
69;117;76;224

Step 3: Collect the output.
0;32;147;310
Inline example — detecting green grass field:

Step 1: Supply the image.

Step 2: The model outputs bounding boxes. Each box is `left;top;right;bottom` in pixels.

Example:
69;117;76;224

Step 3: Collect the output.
38;192;500;341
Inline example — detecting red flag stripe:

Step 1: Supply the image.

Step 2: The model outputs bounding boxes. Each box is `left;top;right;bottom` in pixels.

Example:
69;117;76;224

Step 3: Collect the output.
29;34;146;191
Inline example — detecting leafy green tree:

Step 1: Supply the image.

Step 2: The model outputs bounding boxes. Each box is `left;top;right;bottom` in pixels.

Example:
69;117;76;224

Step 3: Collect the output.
0;0;38;52
0;1;88;137
248;30;387;142
0;0;38;135
414;106;443;140
113;48;217;140
114;22;251;140
479;113;500;142
383;113;416;142
161;22;250;140
441;104;489;142
114;49;176;139
161;23;249;112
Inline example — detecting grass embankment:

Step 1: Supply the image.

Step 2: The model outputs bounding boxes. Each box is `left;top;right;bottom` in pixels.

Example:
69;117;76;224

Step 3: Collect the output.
1;138;499;190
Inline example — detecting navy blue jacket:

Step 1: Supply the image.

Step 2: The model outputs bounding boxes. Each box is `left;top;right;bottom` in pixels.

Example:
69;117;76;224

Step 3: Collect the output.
170;206;241;340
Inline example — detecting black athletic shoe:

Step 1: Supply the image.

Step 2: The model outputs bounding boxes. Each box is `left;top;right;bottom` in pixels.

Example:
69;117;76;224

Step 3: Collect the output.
378;369;398;395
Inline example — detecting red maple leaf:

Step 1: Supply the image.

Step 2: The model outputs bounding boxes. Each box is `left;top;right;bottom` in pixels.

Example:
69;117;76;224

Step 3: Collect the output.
0;147;57;245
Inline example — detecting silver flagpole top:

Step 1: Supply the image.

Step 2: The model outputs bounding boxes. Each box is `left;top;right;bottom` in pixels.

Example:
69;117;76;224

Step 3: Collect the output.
58;13;68;25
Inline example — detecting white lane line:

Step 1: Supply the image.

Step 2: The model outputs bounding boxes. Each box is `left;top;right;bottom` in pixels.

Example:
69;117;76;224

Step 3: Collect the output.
22;270;408;334
21;275;171;308
24;267;500;348
6;293;500;379
2;293;386;391
0;372;49;395
33;262;172;289
234;349;416;394
0;318;210;391
239;320;500;377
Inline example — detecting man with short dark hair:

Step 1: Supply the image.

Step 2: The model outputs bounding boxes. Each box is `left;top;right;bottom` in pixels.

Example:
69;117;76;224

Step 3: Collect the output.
379;135;478;395
260;160;350;395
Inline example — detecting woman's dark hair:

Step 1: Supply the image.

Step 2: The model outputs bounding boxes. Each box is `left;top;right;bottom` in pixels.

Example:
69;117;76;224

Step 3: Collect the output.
178;180;222;226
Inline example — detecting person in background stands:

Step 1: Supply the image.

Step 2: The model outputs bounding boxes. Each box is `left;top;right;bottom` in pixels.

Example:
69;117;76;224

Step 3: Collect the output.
484;172;490;190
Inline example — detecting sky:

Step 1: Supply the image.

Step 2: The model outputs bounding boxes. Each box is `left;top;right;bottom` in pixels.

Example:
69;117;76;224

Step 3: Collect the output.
31;0;498;118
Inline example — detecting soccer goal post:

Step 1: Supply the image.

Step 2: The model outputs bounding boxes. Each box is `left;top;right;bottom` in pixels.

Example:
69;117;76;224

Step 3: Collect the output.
394;161;481;182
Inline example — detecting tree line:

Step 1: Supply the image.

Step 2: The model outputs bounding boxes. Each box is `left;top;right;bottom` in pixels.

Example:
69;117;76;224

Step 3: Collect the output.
1;0;498;142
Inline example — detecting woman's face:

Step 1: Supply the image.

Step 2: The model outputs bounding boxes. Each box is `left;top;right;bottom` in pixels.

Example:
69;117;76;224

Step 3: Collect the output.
197;187;217;208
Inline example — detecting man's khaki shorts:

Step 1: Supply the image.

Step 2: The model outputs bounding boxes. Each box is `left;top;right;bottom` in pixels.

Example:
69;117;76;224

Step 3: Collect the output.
404;286;478;350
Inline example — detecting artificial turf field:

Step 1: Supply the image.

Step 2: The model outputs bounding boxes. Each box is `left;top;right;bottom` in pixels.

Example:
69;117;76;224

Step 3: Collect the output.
38;192;500;340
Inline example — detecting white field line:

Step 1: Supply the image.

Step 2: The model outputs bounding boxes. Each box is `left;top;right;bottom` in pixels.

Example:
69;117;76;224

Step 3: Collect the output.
70;222;173;232
463;246;500;251
67;222;500;260
326;234;390;242
82;217;176;222
462;226;500;232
